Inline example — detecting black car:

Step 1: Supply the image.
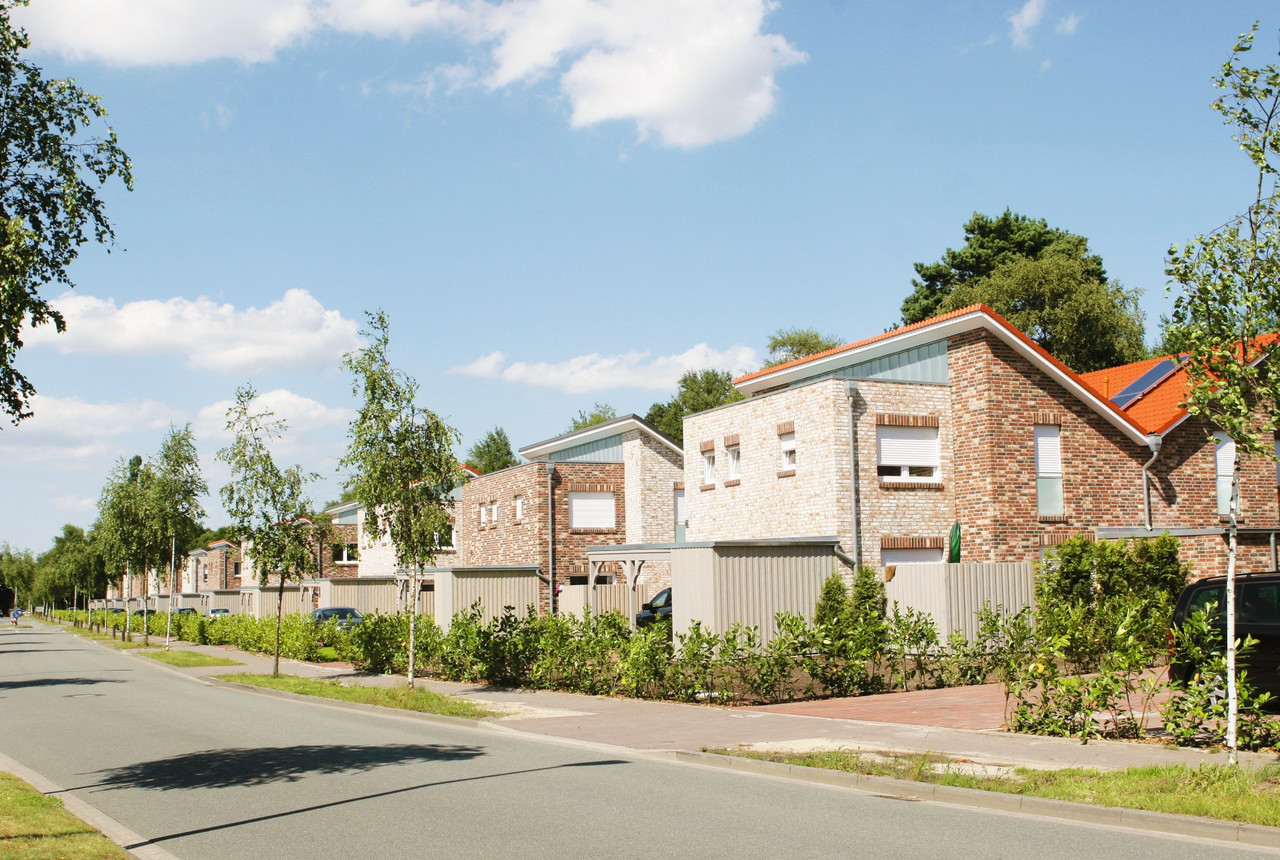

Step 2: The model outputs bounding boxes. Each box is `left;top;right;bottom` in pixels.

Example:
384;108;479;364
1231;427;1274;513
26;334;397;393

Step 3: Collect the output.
1169;572;1280;694
635;588;672;628
309;606;364;631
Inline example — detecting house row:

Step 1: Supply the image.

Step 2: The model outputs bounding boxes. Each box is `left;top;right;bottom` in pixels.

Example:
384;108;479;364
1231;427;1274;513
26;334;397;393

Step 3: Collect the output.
109;305;1280;624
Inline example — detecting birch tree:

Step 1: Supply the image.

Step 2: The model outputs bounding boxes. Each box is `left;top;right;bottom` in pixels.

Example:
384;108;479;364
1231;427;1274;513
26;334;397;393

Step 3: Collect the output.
1165;23;1280;765
152;424;207;646
95;455;161;642
218;384;318;676
341;311;460;688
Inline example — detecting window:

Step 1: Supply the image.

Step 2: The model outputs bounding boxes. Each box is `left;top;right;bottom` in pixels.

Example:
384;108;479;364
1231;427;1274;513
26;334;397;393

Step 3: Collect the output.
727;445;741;480
479;503;488;526
514;495;524;520
881;547;945;566
1034;425;1063;517
876;426;938;480
568;491;616;529
779;432;796;469
703;450;716;484
1216;432;1235;517
489;500;499;524
330;542;359;563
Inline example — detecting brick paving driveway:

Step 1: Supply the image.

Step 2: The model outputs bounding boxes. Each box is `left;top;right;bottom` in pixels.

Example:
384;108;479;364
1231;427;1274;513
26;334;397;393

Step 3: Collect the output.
750;682;1010;730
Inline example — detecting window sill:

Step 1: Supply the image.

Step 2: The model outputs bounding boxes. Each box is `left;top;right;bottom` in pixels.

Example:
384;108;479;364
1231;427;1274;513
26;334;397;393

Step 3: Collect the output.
569;528;618;535
700;483;716;491
878;480;943;491
1038;515;1068;523
776;469;796;479
723;479;741;487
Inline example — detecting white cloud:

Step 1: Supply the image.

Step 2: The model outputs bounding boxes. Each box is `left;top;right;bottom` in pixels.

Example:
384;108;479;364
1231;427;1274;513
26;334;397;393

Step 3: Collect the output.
448;343;759;394
1055;13;1080;36
195;388;354;441
1008;0;1046;50
14;0;318;65
15;0;803;148
0;394;178;467
26;288;361;374
53;495;97;513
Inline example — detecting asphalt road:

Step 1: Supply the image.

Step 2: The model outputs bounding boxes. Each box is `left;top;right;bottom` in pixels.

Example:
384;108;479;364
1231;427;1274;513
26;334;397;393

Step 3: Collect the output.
0;624;1272;860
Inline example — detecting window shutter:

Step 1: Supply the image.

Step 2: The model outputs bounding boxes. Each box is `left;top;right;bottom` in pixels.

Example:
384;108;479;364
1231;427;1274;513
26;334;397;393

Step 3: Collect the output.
881;547;945;566
1034;425;1062;476
877;426;938;466
569;492;615;529
1215;433;1235;479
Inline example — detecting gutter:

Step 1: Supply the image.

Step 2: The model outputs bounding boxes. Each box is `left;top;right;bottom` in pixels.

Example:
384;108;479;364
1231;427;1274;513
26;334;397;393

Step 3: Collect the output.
547;463;556;615
846;381;863;567
1141;434;1163;531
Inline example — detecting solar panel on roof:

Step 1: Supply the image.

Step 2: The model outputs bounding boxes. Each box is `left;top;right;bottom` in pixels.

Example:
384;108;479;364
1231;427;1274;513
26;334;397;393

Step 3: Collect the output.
1111;356;1185;409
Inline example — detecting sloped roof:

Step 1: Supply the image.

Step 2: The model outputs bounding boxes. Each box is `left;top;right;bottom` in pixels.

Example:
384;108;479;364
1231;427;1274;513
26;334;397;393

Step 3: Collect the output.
518;414;682;460
734;304;1153;446
1080;332;1280;435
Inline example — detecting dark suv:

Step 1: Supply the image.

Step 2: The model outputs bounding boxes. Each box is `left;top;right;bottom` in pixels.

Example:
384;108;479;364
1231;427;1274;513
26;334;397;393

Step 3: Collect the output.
1169;572;1280;694
309;606;364;631
635;588;672;628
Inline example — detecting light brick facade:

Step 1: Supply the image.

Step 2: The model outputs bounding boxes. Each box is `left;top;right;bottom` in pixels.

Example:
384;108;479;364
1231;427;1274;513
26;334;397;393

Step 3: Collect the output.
690;320;1280;579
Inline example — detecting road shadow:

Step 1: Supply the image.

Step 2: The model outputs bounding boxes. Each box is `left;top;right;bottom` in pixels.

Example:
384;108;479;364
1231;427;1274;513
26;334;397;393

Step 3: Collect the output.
0;649;80;654
85;743;488;791
0;677;126;692
122;758;628;849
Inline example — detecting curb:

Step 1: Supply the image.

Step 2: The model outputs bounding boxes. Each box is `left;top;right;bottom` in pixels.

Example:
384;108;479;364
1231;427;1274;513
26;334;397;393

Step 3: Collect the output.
0;750;180;860
658;750;1280;850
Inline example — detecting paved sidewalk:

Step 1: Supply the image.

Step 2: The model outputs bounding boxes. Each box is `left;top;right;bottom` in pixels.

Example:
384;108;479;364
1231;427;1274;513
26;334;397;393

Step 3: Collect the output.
132;634;1277;774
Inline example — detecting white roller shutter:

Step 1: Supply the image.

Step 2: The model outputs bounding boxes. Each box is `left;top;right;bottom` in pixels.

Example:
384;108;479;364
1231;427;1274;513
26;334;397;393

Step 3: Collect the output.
881;547;944;566
877;426;938;467
569;491;616;529
1215;432;1235;516
1034;425;1062;476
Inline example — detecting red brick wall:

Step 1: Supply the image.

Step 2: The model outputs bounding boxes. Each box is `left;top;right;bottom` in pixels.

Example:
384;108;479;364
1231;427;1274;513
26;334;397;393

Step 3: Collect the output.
458;460;630;612
948;330;1280;577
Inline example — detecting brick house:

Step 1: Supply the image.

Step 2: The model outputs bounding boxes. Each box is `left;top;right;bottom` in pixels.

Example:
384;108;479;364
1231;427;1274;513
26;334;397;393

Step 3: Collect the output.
683;304;1280;578
454;415;684;611
185;539;242;591
349;464;481;577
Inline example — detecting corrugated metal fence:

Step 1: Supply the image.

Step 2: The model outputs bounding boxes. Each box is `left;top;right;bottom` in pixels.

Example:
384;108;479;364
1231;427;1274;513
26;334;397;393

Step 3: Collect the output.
884;563;1036;639
433;567;541;628
672;542;1037;643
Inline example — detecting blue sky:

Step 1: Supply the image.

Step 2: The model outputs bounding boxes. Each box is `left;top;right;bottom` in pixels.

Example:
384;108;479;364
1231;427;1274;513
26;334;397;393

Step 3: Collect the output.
2;0;1277;554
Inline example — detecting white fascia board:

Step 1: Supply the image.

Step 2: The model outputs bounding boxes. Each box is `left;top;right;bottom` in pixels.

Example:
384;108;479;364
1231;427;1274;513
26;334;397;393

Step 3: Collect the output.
518;415;681;460
739;309;1150;448
736;310;990;396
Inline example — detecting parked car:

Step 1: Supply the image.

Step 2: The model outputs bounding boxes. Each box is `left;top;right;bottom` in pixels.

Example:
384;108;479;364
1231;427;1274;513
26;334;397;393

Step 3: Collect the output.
132;608;156;617
635;588;672;628
173;607;197;615
309;606;364;631
105;607;125;615
1169;571;1280;695
208;608;231;618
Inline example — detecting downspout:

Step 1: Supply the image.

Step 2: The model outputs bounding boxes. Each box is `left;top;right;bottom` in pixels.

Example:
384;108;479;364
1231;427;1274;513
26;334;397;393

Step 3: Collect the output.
845;381;863;567
547;463;556;615
1142;433;1163;531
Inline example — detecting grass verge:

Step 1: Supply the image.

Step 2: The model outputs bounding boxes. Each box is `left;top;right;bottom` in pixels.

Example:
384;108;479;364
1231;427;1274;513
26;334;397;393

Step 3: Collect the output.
0;772;127;859
64;628;148;650
141;650;243;668
718;748;1280;827
218;673;495;720
314;646;342;662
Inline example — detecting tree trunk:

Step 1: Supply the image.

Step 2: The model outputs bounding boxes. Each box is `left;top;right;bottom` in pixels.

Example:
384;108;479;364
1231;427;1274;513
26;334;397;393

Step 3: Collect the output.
1226;458;1240;765
164;535;175;650
124;564;132;643
407;570;417;689
273;575;285;677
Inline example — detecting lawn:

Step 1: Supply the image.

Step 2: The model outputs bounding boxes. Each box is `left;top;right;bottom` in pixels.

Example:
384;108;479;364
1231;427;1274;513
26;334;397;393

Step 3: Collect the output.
0;772;127;859
141;650;243;668
720;748;1280;828
218;674;495;720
